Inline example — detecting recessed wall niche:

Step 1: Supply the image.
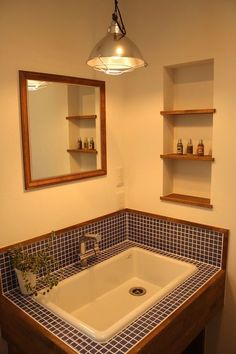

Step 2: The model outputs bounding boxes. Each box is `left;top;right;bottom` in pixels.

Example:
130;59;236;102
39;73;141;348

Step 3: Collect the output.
160;59;215;208
66;85;101;173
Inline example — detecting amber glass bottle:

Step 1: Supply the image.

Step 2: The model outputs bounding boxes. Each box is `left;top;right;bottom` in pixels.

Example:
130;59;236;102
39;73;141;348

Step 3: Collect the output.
197;139;204;156
187;139;193;154
177;139;183;154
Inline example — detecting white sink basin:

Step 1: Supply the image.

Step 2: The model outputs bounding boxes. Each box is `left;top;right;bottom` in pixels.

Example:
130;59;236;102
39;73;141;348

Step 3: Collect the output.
35;247;197;342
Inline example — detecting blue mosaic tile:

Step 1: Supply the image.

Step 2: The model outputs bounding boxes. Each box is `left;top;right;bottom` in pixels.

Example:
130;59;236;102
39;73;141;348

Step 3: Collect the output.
127;211;224;267
0;210;227;354
2;241;220;354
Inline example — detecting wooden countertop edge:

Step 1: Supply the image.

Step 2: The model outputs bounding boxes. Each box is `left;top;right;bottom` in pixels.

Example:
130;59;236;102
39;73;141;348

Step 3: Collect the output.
0;270;225;354
0;294;78;354
128;270;225;354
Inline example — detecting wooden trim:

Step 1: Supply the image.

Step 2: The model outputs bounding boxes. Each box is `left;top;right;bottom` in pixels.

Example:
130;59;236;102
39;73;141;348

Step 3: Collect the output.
0;270;225;354
67;149;98;154
19;71;32;189
19;71;106;87
19;70;107;190
160;193;213;209
66;115;97;120
128;270;225;354
22;168;107;189
160;153;214;161
160;109;216;116
221;229;229;270
0;295;78;354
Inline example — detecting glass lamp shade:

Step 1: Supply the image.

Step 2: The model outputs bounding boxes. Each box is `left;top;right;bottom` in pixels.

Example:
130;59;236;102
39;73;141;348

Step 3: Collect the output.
87;22;147;75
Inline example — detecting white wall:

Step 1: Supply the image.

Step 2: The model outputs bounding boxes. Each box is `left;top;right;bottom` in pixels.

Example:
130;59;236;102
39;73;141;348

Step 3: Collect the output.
0;0;125;245
123;1;236;353
1;0;236;354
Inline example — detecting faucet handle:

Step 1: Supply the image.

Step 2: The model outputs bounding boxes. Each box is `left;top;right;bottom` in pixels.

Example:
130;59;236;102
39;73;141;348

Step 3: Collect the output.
84;232;101;242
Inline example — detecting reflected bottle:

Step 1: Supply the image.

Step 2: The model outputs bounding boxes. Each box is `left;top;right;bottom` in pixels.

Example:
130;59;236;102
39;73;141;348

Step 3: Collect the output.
77;137;82;150
187;139;193;154
89;137;95;150
177;139;183;155
84;137;89;149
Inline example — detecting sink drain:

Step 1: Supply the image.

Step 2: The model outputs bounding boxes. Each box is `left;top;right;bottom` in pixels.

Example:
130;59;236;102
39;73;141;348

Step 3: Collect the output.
129;287;146;296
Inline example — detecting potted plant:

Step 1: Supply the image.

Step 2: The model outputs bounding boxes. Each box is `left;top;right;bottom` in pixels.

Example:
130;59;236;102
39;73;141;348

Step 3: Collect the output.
9;232;60;296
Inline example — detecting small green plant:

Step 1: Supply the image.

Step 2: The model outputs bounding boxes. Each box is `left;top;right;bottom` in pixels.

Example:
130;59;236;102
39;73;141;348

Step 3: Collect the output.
9;231;61;296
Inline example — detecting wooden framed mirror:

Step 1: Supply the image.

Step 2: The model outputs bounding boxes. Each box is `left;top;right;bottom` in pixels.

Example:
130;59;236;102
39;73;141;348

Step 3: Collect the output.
19;71;106;189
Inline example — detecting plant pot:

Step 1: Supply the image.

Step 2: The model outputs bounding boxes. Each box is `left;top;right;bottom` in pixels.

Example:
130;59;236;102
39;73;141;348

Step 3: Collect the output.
14;268;36;295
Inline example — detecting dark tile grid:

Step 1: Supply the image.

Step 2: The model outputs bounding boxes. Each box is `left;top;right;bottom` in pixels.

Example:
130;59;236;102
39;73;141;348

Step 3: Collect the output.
4;241;219;354
1;210;223;294
53;211;126;269
0;212;126;294
0;210;225;354
0;251;18;292
127;212;224;267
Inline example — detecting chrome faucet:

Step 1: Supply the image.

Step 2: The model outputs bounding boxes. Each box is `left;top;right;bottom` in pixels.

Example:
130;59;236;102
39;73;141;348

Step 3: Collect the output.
79;233;101;267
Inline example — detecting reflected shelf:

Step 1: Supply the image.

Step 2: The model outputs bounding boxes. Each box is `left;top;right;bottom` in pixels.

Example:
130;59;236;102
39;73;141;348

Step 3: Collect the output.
67;149;98;154
66;115;97;120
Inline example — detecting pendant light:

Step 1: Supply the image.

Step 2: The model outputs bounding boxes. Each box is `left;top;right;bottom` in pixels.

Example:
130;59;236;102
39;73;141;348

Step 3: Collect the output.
87;0;147;75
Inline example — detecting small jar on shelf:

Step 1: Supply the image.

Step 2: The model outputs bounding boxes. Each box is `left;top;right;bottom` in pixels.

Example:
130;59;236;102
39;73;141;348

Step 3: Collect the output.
186;139;193;154
89;137;95;150
84;137;89;149
197;139;204;156
177;139;183;154
77;137;82;150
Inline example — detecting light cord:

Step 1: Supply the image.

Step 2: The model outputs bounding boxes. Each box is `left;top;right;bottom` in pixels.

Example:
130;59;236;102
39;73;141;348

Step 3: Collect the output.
112;0;126;37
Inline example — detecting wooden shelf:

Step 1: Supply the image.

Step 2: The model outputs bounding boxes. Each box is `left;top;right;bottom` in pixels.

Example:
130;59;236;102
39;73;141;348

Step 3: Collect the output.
160;109;216;116
67;149;97;154
66;115;97;120
160;153;214;161
160;193;213;208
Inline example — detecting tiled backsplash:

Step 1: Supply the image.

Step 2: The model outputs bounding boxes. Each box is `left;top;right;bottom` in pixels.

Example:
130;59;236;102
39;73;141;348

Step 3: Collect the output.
127;210;225;267
0;209;227;294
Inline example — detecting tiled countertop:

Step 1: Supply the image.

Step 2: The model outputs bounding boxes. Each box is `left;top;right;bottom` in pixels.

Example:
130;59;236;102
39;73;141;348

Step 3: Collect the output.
3;240;220;354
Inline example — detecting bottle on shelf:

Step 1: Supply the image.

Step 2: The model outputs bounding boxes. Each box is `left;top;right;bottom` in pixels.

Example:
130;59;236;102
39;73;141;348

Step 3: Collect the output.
77;137;82;150
84;137;89;149
197;139;204;156
177;139;183;155
89;137;95;150
186;139;193;154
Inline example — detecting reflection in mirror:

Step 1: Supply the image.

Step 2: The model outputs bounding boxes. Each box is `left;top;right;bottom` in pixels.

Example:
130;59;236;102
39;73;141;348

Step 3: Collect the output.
19;71;106;189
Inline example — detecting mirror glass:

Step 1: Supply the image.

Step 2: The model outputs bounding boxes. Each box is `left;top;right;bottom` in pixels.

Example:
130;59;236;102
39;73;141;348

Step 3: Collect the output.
19;71;106;189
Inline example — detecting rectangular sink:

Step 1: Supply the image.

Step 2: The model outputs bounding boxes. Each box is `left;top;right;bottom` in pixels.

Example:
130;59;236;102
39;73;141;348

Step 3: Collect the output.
35;247;197;342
